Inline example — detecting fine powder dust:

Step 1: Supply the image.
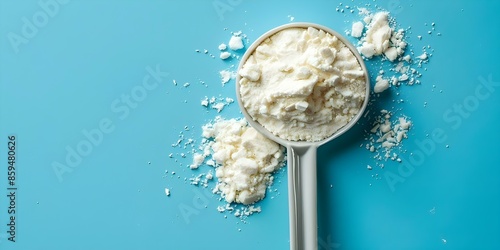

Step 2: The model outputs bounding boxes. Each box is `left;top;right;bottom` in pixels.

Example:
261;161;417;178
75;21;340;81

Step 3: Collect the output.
238;27;367;142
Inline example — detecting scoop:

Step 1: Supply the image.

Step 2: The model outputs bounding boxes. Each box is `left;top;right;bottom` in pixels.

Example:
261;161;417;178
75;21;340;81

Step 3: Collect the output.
236;23;370;250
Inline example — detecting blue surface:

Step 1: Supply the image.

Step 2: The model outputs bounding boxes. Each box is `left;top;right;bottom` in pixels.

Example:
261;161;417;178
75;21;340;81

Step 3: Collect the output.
1;0;500;249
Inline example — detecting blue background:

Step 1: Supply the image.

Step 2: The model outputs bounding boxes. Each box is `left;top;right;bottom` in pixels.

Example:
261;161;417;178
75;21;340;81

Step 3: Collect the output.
1;0;499;249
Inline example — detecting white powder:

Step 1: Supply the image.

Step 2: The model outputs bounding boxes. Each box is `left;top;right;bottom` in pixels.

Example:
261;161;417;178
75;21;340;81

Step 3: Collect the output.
219;70;235;85
229;35;244;50
348;9;432;95
190;153;204;169
164;188;170;196
365;110;412;161
418;52;428;60
200;96;234;113
374;75;390;93
218;43;227;50
220;52;231;60
357;12;406;61
200;98;209;107
351;21;364;38
238;27;366;142
217;204;262;219
195;118;284;205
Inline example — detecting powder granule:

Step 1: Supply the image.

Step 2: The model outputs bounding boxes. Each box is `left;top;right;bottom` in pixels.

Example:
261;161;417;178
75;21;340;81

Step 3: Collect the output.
201;118;285;205
374;75;390;93
229;35;244;50
351;21;364;38
219;70;235;85
220;51;231;60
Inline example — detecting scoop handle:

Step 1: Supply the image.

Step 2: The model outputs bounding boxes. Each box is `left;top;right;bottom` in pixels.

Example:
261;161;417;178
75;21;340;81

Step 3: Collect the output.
288;145;318;250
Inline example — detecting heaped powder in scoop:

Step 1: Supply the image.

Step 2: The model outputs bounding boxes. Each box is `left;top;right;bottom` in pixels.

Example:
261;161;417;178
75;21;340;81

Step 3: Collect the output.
238;27;366;142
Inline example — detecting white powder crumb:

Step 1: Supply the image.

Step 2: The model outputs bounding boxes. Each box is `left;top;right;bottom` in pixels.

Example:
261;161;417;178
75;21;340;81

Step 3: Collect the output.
212;102;226;113
220;51;231;60
357;12;392;58
418;52;428;60
172;79;177;86
374;75;390;93
201;97;209;107
351;21;364;37
206;171;213;180
165;188;170;196
229;35;244;50
442;239;447;244
243;205;261;216
288;15;295;22
190;174;204;185
206;159;215;167
351;10;425;90
190;153;205;169
399;117;411;130
218;43;227;50
201;96;234;113
355;11;406;62
365;110;411;160
220;70;235;85
183;82;190;87
367;165;373;170
398;74;409;82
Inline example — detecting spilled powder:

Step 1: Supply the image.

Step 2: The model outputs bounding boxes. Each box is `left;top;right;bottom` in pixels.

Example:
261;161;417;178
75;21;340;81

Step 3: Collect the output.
193;117;285;205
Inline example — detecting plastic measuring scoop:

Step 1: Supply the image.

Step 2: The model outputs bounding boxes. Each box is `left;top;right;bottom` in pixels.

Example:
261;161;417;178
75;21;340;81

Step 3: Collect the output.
235;23;370;250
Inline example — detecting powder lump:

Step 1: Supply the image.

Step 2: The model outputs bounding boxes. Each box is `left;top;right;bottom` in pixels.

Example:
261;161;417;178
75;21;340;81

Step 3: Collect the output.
356;12;406;62
229;35;244;50
193;118;285;205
